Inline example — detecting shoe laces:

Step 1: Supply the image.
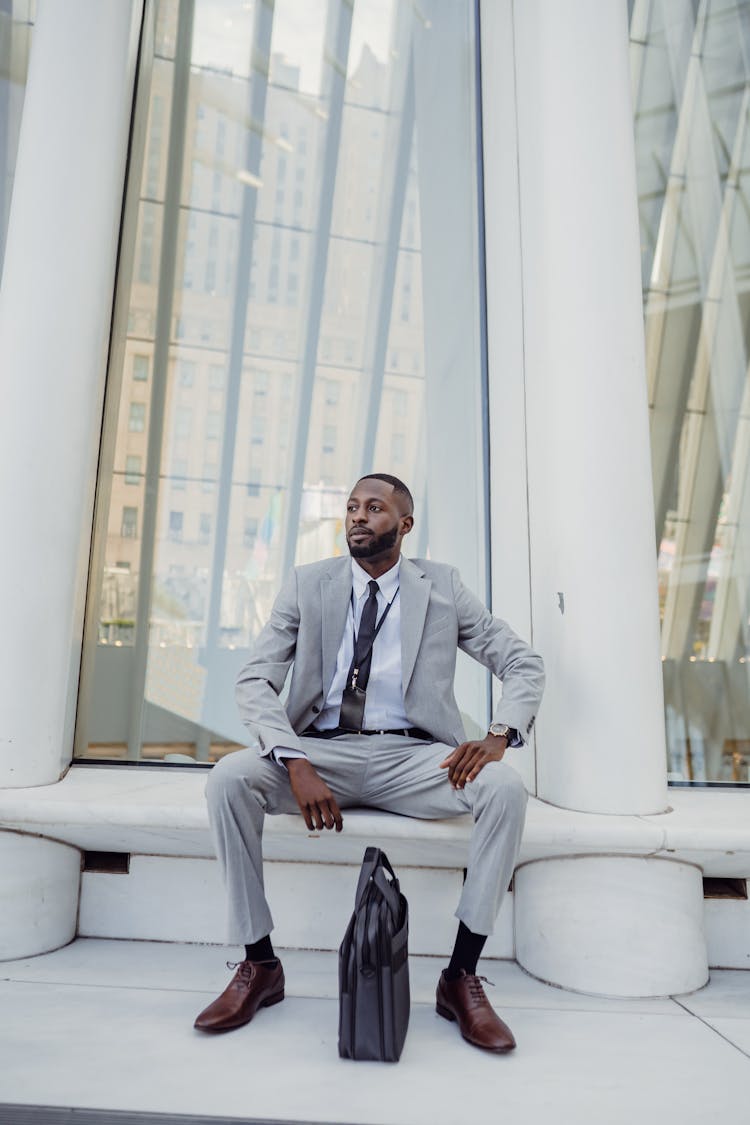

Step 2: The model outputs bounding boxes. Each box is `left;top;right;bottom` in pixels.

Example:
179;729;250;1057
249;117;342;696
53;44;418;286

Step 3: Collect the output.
226;959;256;987
466;973;495;1006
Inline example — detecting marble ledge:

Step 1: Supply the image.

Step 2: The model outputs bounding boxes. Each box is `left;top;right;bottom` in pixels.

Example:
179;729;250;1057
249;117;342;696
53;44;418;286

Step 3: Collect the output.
1;765;748;874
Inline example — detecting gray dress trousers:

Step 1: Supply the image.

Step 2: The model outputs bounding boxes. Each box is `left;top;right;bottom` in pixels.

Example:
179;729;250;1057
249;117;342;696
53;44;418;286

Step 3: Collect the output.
206;732;528;944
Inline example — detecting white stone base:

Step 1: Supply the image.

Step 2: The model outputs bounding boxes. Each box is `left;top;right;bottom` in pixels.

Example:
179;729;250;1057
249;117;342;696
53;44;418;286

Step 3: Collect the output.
705;897;750;969
78;854;514;958
514;855;708;997
0;830;80;960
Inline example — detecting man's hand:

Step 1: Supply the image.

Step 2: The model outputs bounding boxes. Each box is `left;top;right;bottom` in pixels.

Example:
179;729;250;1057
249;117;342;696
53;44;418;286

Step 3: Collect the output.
439;733;508;789
285;757;343;831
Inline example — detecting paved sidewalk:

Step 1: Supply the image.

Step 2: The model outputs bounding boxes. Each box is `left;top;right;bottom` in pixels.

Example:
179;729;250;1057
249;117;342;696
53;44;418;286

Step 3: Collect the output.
2;939;750;1124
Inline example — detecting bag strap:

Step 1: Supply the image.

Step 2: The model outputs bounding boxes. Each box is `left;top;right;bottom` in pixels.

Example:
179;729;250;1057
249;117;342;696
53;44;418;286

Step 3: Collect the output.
372;864;401;920
354;846;398;911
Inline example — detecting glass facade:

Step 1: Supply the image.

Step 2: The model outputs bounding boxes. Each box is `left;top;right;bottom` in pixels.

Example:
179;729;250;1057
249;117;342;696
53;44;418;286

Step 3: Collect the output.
0;0;34;281
76;0;488;764
631;0;750;782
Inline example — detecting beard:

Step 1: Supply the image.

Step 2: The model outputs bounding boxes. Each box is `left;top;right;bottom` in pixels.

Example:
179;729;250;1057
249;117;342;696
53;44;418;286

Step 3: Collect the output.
348;522;399;559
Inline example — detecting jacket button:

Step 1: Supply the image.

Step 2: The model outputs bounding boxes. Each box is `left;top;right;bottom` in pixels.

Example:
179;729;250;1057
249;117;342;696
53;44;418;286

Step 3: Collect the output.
312;705;320;714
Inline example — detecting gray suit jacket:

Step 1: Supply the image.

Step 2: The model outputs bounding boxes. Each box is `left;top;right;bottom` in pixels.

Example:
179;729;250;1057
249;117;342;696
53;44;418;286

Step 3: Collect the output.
235;555;544;755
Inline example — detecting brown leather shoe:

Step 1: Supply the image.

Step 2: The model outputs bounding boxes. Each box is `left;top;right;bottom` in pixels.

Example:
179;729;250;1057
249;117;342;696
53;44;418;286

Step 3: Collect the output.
436;970;516;1052
194;959;285;1033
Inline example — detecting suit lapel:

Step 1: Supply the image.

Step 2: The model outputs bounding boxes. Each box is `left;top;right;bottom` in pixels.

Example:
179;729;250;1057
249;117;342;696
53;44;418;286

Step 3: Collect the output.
399;556;431;695
321;558;353;697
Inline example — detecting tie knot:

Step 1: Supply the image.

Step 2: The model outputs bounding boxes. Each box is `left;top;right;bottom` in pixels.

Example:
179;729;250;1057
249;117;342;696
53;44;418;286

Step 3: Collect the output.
368;580;379;597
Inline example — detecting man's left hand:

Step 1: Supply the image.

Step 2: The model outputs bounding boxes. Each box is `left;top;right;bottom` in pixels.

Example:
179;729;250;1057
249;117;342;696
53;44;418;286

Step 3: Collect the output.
439;733;508;789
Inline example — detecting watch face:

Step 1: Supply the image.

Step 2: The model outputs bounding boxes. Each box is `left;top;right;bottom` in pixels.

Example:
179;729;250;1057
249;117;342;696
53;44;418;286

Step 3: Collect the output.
490;723;510;738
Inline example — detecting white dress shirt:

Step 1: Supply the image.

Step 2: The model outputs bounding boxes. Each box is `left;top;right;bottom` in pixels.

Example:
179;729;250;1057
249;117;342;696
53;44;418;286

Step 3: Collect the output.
274;557;408;763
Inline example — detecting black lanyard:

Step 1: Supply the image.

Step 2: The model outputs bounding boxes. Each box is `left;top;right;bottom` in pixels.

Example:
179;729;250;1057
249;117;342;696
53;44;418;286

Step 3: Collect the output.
348;586;399;688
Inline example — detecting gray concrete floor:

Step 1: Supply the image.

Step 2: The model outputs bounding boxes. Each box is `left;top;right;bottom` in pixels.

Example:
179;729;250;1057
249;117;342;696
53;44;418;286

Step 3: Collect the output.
2;939;750;1124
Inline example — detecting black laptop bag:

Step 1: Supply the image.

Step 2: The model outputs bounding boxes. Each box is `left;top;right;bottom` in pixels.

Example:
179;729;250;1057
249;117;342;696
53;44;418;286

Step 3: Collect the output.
338;846;410;1061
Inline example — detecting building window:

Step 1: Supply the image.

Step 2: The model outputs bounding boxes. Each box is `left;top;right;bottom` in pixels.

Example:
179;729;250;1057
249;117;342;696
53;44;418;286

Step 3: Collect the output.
202;463;217;493
179;360;196;387
630;2;750;784
77;0;488;764
168;510;183;542
133;355;150;381
171;459;187;490
175;406;192;438
247;468;262;498
243;516;259;548
121;507;138;538
128;403;146;432
124;455;141;485
325;380;340;406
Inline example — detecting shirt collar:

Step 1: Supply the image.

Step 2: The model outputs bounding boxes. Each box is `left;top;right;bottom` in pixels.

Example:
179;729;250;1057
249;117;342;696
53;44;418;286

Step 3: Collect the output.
351;556;401;602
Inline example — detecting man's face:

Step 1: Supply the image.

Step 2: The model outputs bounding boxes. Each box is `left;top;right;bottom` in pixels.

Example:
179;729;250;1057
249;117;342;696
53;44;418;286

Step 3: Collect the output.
345;479;413;561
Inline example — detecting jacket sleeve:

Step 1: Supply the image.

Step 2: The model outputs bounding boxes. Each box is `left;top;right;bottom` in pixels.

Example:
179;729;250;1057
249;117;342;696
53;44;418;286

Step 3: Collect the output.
235;567;304;756
451;568;545;743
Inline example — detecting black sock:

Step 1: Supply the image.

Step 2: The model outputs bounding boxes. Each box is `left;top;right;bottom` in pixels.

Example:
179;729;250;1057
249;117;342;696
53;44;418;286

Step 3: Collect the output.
245;935;275;963
445;922;487;980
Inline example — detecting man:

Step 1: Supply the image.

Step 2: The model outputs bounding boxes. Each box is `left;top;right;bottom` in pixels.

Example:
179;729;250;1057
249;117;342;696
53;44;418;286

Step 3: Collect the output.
196;473;544;1052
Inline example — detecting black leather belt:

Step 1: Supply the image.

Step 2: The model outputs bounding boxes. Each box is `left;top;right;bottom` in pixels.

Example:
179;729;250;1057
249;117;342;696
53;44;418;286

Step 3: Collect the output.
303;726;433;741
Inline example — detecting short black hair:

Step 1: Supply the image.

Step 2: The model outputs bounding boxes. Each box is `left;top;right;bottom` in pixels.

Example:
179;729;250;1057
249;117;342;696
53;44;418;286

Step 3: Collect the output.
356;473;414;514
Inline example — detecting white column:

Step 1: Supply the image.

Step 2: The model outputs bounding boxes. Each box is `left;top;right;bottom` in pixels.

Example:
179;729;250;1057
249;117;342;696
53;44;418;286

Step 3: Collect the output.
515;857;708;997
0;0;142;787
0;832;80;960
481;0;706;998
487;0;667;815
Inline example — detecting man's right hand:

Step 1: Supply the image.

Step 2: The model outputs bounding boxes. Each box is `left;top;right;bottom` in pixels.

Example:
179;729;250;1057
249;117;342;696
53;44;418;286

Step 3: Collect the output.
284;757;343;832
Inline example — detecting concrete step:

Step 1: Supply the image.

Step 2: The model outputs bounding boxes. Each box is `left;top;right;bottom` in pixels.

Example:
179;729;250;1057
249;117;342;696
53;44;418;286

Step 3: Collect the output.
79;852;515;958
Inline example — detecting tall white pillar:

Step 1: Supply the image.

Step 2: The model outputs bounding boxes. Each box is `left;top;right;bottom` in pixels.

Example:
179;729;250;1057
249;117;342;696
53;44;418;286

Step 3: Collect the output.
0;0;142;787
486;0;668;816
481;2;703;996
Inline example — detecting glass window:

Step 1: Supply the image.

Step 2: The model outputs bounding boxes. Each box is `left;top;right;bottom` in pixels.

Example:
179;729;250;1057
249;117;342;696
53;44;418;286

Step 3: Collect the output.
175;406;191;438
171;459;187;489
133;354;150;381
121;507;138;538
325;379;340;406
209;363;225;389
323;424;336;454
0;2;35;283
124;455;141;485
76;0;488;764
179;360;196;387
250;416;265;445
631;0;750;784
128;403;146;432
168;510;183;542
243;516;259;548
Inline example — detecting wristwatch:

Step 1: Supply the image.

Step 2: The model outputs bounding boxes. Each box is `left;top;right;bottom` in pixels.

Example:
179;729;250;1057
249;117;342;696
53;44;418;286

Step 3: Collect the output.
488;722;512;740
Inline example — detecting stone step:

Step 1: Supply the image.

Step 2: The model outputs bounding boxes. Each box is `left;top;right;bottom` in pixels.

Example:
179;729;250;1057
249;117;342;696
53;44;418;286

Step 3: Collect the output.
79;852;515;958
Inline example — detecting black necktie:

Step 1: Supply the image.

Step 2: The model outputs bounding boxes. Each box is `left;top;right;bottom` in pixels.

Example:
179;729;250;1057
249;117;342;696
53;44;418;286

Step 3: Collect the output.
339;580;379;731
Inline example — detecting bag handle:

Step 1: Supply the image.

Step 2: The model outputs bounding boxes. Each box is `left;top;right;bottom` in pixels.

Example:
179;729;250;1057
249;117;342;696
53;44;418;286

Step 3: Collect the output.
372;864;401;920
354;846;398;912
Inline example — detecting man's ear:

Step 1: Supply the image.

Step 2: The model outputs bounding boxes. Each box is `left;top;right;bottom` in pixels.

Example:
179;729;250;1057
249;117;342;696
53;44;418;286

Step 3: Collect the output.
401;515;414;535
